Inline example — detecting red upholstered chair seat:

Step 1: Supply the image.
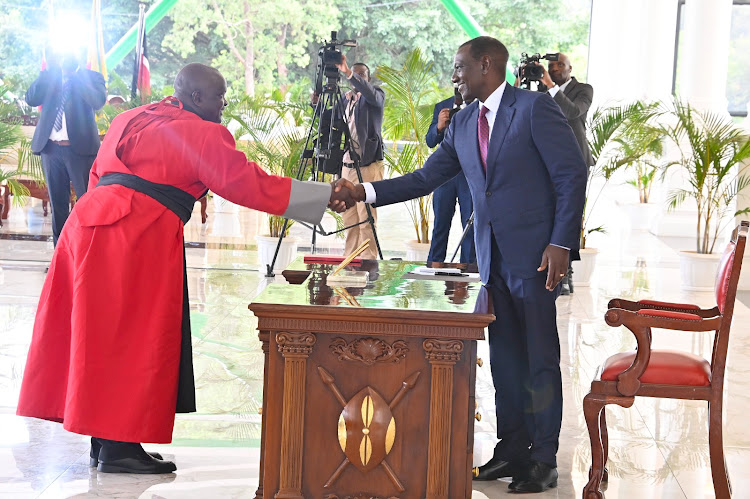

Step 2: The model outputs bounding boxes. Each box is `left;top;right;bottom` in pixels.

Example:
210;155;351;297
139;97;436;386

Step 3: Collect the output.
601;349;711;386
636;309;702;320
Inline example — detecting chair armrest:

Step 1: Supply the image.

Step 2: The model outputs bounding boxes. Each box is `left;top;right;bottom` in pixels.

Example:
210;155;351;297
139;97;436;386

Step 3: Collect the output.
607;298;719;318
603;308;721;396
606;307;721;332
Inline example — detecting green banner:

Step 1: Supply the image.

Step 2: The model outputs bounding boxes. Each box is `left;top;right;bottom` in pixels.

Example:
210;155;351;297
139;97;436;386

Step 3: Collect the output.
105;0;180;70
438;0;515;83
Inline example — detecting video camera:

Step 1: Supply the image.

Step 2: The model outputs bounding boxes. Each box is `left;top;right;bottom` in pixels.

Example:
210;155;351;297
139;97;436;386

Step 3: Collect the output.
516;52;559;90
314;31;357;95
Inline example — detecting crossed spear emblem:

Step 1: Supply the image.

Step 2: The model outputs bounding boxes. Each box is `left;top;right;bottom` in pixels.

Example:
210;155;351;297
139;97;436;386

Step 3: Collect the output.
317;366;421;492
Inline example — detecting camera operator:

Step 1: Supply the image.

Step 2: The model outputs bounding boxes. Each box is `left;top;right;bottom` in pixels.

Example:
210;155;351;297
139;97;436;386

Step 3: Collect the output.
332;55;385;260
537;52;593;294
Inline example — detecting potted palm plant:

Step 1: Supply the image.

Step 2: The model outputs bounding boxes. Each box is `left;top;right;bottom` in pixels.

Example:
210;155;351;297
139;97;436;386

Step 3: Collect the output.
573;101;647;286
1;89;44;222
224;96;306;270
660;100;750;290
614;102;668;230
378;48;440;260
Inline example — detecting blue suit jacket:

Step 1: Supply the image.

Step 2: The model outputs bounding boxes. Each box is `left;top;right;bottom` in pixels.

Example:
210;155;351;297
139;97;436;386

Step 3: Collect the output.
25;67;106;156
372;84;587;282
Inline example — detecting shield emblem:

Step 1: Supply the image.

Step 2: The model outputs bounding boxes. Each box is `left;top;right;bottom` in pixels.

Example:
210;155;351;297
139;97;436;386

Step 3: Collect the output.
338;387;396;472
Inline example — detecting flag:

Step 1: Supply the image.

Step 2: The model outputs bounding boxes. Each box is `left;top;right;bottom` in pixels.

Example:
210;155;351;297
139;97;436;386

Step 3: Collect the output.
131;4;150;103
137;29;150;102
86;0;108;83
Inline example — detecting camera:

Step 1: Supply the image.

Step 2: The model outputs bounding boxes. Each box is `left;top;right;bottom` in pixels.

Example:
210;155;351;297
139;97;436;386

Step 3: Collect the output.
314;31;357;95
517;52;559;89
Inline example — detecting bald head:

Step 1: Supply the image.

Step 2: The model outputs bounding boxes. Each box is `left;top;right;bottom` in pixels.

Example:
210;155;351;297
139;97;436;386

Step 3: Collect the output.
548;53;572;87
174;63;228;123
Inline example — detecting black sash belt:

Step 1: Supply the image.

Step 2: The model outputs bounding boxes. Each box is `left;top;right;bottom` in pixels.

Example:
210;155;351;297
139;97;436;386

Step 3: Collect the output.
97;173;198;224
96;172;200;413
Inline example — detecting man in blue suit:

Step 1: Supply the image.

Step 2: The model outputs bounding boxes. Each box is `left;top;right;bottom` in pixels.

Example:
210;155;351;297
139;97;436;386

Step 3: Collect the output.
25;51;106;245
336;36;586;493
426;91;475;264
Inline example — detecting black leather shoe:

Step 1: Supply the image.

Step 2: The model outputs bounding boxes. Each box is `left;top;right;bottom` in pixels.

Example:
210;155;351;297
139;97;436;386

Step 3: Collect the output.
89;437;163;467
509;460;558;493
96;439;176;474
473;456;528;481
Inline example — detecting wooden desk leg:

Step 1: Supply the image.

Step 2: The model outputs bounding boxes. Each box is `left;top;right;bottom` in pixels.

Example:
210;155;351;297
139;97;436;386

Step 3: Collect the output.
256;331;270;499
275;332;316;499
423;339;464;499
200;197;208;224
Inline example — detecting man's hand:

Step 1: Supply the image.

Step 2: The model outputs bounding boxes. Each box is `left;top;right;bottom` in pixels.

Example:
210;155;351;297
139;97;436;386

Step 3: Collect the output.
437;108;451;133
328;178;364;212
311;91;319;106
537;244;570;291
336;54;352;79
540;64;555;90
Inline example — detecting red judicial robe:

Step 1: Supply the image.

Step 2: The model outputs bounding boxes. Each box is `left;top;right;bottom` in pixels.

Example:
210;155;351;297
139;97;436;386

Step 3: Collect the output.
17;98;293;443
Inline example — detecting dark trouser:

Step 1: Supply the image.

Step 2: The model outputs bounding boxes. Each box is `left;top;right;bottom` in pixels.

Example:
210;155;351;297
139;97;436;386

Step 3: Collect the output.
40;142;95;245
427;172;475;263
487;236;562;468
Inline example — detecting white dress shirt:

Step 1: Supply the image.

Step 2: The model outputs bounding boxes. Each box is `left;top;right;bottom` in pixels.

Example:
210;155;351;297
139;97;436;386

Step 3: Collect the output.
547;78;571;98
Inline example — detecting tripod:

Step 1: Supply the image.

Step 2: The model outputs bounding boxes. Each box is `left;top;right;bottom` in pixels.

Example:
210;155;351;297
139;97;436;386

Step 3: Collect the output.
266;76;383;276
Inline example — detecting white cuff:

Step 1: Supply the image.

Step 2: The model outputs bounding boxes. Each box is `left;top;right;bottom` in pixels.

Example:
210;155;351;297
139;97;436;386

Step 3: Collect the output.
548;85;560;97
363;182;377;204
551;243;570;251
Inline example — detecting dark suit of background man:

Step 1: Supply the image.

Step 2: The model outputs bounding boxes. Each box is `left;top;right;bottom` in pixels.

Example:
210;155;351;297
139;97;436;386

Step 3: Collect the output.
538;52;594;294
338;36;586;493
25;51;107;245
425;92;476;264
334;56;384;260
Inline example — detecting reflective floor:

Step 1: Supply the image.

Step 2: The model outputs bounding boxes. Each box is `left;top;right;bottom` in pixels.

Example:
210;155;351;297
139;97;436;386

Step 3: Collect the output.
1;196;749;498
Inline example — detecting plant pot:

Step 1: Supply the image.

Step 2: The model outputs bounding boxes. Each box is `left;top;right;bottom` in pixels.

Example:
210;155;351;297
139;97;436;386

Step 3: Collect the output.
256;235;298;272
404;240;431;262
679;251;720;291
571;248;599;287
212;194;238;214
617;201;659;231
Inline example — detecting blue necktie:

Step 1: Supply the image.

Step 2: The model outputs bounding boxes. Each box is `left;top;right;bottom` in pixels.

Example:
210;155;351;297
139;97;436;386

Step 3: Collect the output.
53;80;70;132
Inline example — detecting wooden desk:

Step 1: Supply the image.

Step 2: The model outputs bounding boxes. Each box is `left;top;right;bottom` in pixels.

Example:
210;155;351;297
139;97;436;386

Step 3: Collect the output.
250;259;494;499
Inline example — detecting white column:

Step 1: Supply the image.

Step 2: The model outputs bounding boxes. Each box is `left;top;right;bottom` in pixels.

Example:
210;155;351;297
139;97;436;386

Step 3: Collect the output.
587;0;678;107
678;0;733;112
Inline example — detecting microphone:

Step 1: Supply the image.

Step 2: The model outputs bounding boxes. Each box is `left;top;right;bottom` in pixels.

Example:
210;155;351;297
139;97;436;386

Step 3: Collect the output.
449;85;463;120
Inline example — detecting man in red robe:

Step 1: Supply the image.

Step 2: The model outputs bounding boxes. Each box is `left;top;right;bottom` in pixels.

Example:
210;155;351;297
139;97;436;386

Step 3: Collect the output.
16;64;354;474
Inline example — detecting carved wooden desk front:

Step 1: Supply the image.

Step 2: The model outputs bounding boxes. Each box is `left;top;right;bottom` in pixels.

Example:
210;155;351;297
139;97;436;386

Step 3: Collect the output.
249;260;494;499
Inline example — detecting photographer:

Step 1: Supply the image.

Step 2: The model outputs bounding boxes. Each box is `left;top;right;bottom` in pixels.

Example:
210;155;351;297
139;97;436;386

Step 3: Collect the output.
537;52;593;294
331;55;385;260
538;53;594;168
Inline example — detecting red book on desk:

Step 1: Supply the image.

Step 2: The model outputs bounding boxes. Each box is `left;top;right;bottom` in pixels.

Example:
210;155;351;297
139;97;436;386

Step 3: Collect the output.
303;255;362;266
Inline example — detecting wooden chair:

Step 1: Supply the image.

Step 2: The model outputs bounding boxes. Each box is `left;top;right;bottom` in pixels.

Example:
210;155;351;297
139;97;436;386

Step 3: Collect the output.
582;221;748;499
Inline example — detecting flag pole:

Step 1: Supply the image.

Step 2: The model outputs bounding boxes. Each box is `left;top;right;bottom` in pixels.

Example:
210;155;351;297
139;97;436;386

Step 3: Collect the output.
131;3;146;100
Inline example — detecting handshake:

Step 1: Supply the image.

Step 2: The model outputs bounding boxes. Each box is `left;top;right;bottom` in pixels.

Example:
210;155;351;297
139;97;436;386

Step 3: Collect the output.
327;179;366;212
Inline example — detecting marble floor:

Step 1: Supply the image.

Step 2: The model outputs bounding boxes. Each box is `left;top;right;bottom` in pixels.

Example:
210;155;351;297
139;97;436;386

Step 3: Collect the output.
1;195;749;498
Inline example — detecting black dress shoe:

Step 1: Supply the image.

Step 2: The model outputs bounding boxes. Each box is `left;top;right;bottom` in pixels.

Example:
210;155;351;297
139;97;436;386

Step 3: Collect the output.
473;456;528;481
96;439;176;474
509;460;558;493
89;437;163;467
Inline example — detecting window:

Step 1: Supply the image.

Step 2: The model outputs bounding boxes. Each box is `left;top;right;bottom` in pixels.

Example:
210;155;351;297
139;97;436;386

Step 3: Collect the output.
673;0;749;117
